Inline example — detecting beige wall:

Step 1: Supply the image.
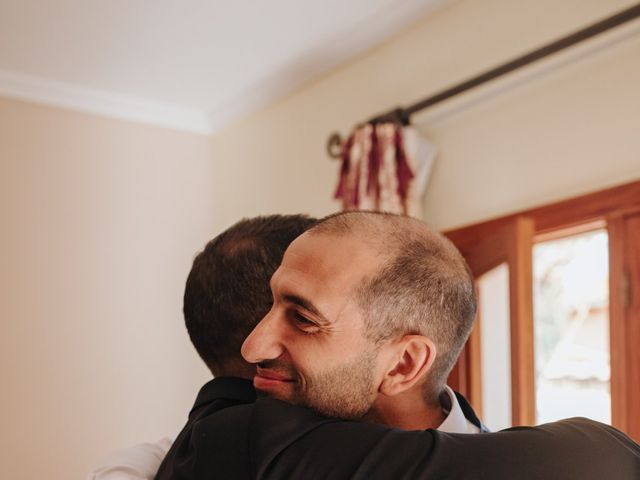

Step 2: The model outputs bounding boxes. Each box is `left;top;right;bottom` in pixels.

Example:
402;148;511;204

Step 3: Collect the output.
211;0;640;231
3;1;640;479
0;98;212;480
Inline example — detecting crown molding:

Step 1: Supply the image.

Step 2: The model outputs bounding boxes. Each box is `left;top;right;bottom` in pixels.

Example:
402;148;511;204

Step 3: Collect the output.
0;69;214;134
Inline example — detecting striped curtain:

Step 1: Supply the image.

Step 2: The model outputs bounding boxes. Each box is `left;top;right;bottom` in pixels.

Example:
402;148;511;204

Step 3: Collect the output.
334;123;436;218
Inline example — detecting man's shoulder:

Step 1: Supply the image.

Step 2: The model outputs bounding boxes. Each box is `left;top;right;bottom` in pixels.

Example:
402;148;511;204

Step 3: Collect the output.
205;404;640;480
197;399;437;479
430;418;640;479
183;404;256;479
154;377;255;480
189;376;255;416
157;400;327;479
157;391;640;480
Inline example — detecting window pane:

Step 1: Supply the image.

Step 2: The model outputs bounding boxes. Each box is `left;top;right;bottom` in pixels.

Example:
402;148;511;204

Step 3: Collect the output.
478;263;512;430
533;230;610;424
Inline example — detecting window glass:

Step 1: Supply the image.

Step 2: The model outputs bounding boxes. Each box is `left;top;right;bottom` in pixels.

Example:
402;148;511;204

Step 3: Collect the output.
533;230;610;424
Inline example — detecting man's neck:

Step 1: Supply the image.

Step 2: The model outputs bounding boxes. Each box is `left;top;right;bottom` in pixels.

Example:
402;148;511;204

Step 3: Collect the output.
365;388;445;431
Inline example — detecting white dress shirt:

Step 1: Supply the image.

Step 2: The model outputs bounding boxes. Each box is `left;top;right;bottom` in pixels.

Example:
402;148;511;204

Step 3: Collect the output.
87;437;172;480
437;385;482;434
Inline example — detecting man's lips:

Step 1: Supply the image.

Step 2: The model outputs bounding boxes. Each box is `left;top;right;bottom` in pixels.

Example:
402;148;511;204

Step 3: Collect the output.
254;368;295;390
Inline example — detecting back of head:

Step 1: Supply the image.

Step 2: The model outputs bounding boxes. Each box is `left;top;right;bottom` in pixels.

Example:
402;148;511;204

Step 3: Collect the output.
310;211;476;403
184;214;316;377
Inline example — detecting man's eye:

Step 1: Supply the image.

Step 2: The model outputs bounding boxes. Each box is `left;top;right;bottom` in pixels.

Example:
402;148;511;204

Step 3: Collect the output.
292;312;319;332
294;312;313;325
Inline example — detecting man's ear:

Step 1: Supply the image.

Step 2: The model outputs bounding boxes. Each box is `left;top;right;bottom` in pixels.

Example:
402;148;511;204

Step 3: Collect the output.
379;335;436;396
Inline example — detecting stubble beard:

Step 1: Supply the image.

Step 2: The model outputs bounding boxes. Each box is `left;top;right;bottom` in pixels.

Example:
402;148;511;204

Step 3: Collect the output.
257;347;379;421
302;346;378;420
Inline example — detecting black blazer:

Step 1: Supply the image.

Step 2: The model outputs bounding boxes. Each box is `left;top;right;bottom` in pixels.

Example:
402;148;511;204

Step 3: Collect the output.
157;378;640;479
154;377;256;480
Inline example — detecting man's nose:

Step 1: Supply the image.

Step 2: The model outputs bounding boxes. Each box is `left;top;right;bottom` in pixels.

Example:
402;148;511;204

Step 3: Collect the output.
241;308;285;364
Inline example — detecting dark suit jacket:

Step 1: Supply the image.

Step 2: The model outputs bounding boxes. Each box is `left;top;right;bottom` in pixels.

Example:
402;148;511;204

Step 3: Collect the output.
154;376;255;480
157;378;640;479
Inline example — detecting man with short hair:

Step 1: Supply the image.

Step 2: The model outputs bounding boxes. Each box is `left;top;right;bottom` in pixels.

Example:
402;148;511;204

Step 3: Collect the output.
183;214;318;379
242;211;481;431
169;211;640;479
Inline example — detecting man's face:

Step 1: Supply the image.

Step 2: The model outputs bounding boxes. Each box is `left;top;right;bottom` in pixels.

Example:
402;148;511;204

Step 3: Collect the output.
240;231;387;420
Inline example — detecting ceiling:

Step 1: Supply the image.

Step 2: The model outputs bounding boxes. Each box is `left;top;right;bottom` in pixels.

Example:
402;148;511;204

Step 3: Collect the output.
0;0;447;133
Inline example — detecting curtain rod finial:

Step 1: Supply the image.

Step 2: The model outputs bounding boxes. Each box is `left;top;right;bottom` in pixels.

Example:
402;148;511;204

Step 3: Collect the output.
326;132;343;159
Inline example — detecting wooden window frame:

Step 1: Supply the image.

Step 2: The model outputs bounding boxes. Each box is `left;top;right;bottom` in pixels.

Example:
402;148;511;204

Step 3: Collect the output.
444;180;640;436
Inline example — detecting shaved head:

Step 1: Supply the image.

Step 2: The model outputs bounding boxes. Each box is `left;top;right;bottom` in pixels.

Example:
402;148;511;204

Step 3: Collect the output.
308;211;476;402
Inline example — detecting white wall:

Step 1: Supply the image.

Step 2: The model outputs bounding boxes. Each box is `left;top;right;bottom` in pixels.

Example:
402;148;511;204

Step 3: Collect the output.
0;98;212;480
211;0;640;231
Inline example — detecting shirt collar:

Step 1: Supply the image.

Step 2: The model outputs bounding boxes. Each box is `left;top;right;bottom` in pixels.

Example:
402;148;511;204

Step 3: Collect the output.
437;385;481;434
190;376;256;417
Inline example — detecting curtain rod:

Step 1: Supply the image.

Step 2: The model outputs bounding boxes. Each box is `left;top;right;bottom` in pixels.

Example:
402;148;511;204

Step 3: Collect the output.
326;2;640;158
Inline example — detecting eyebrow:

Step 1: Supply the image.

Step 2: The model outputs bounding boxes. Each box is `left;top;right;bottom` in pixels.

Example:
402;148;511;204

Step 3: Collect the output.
283;294;331;326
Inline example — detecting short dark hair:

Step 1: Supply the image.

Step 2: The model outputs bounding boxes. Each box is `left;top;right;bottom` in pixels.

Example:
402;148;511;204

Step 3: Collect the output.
184;214;316;375
310;211;476;403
